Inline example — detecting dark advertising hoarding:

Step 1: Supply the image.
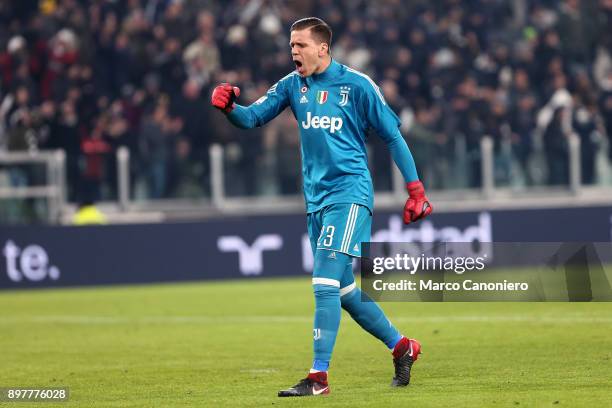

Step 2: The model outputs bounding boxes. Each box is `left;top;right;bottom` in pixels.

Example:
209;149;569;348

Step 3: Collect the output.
1;205;611;289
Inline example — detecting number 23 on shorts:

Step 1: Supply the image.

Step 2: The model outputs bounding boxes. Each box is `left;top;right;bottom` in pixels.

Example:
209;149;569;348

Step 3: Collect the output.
318;225;335;247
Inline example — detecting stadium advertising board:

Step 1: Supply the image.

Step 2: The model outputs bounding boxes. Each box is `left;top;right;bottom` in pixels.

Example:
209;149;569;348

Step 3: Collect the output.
1;205;611;289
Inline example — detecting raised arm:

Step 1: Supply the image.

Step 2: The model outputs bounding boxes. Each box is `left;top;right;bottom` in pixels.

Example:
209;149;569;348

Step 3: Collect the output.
211;75;293;129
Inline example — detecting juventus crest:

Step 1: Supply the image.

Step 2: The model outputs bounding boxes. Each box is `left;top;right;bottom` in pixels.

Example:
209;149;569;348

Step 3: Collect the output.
339;86;350;106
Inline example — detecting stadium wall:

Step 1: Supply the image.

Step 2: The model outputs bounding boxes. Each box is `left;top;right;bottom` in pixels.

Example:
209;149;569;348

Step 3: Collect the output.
1;205;612;289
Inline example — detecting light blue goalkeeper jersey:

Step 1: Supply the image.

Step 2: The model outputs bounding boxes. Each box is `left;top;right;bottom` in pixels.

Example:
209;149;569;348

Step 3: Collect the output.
228;59;418;213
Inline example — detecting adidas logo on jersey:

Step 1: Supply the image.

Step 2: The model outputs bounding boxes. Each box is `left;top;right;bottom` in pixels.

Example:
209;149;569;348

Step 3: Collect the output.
328;251;336;259
301;112;343;134
300;95;308;104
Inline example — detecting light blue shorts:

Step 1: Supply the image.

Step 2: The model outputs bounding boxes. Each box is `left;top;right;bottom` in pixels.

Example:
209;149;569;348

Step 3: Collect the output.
307;203;371;258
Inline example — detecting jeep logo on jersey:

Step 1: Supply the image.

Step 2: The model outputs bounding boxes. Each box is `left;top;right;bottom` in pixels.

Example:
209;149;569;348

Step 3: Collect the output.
301;112;343;134
316;90;328;104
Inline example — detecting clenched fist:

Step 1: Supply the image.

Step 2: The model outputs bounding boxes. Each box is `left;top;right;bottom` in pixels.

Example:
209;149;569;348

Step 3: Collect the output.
211;83;241;114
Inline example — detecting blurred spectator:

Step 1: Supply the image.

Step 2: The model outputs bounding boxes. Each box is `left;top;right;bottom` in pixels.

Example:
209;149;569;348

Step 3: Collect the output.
600;73;612;162
171;79;211;195
46;100;81;200
264;110;300;195
509;68;538;185
407;106;450;190
183;10;219;86
0;0;610;204
140;98;174;199
81;114;111;201
572;97;605;184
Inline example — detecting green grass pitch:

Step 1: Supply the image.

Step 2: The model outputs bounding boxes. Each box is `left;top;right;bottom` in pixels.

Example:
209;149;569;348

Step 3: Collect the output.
1;277;611;407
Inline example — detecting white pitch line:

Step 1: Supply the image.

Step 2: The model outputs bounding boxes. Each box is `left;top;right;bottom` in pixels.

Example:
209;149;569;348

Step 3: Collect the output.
0;315;611;325
239;368;279;374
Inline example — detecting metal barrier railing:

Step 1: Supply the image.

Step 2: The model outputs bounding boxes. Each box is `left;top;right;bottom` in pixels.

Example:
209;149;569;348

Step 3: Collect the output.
568;134;581;194
209;144;225;209
479;133;583;196
0;150;66;223
0;132;594;223
117;147;130;211
480;137;494;198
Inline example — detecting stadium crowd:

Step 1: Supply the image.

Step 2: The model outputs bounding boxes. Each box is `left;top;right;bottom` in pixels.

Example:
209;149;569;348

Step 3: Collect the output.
0;0;611;202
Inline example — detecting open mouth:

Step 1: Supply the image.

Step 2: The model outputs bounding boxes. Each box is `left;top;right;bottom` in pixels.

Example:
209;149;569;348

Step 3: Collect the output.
294;60;306;75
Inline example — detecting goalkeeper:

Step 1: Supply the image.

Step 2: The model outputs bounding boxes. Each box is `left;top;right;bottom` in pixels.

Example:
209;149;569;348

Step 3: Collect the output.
211;17;432;397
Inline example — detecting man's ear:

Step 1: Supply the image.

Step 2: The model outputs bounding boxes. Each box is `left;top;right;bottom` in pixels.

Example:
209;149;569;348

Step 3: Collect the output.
319;43;329;57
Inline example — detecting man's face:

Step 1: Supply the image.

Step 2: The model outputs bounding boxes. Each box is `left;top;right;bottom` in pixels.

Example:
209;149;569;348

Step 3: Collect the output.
290;29;327;77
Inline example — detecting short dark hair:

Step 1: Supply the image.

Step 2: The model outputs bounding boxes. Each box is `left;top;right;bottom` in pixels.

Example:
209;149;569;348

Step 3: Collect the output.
290;17;332;51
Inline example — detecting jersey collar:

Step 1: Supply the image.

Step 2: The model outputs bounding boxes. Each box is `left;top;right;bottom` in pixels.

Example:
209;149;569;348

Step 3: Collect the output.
311;59;341;82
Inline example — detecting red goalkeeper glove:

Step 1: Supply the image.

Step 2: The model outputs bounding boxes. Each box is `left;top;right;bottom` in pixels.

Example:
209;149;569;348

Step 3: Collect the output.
211;83;240;114
403;180;433;224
